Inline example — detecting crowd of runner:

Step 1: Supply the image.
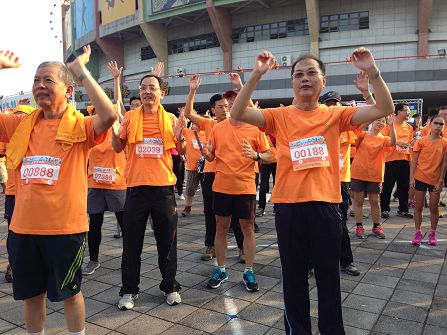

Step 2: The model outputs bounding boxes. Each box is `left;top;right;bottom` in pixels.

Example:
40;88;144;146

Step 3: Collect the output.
1;45;446;335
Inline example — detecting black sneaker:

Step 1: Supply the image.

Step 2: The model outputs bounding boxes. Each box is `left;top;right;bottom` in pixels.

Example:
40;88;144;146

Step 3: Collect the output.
255;208;265;217
242;270;259;292
381;211;390;219
341;263;360;276
254;223;260;233
440;201;446;207
397;211;414;218
207;268;228;289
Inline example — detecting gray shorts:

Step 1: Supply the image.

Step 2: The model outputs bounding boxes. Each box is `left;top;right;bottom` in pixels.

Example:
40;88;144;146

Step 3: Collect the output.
350;178;381;194
87;188;126;214
185;170;200;197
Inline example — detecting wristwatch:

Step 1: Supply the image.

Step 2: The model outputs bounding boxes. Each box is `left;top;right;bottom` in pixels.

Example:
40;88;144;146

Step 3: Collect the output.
255;152;262;161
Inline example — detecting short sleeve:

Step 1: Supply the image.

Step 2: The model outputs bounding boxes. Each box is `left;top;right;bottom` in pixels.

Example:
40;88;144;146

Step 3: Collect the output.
260;108;277;136
412;138;423;153
84;116;107;149
383;135;395;152
0;114;23;142
339;106;360;132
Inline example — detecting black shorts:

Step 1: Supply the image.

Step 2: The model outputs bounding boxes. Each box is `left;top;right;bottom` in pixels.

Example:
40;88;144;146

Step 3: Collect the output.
4;194;15;225
213;192;256;219
350;178;381;194
414;179;436;193
8;232;86;302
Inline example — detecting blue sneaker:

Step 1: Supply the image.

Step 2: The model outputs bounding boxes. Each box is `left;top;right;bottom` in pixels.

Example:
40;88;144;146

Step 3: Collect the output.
242;270;259;292
207;268;228;289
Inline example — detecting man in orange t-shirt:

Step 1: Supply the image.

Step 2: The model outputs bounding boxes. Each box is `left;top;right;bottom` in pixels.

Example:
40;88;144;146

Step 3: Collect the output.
231;48;394;334
380;103;414;218
202;117;271;292
0;46;116;335
112;74;185;310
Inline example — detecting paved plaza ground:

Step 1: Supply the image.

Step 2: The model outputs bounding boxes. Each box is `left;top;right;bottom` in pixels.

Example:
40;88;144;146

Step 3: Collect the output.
1;192;447;334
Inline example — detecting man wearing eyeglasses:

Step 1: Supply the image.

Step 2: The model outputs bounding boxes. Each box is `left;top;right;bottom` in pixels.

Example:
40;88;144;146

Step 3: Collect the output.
230;48;394;334
112;74;185;310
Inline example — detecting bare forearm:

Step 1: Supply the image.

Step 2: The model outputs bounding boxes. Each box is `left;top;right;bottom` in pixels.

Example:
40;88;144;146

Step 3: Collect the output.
231;72;261;122
113;77;122;103
184;89;201;125
112;134;126;153
367;69;393;117
410;154;418;180
176;141;186;156
361;90;376;105
389;123;397;146
440;155;447;182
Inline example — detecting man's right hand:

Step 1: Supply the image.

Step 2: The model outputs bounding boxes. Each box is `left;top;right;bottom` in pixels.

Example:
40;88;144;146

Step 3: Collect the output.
107;61;123;78
190;74;201;91
0;50;21;70
253;51;276;77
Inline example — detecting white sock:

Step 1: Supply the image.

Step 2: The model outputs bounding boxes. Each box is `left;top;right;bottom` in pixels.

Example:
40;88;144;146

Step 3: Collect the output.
244;267;253;274
27;331;44;335
218;265;226;273
68;329;85;335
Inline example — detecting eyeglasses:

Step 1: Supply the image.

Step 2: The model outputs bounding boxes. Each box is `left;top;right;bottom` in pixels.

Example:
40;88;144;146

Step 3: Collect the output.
139;85;160;92
433;122;445;126
291;70;322;80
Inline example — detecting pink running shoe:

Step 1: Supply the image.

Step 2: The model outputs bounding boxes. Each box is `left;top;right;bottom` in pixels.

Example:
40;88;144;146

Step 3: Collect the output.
356;226;365;239
372;226;385;239
411;230;423;246
428;230;438;246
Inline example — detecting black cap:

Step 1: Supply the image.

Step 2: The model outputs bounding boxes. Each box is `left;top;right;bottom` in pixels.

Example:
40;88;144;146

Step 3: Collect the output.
320;91;341;103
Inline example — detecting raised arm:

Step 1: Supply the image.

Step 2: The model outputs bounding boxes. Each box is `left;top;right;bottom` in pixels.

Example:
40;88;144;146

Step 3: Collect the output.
173;112;186;155
231;51;276;128
228;73;254;108
349;48;394;125
388;117;397;146
107;61;123;103
354;71;375;105
184;75;204;126
67;45;116;135
111;103;127;153
0;50;21;70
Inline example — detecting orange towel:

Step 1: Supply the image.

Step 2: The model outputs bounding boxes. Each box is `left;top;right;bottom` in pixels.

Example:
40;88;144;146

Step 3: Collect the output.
6;104;86;169
128;104;176;150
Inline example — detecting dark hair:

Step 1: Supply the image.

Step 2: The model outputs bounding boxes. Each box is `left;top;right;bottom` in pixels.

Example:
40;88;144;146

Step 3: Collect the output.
430;114;444;122
209;94;225;108
394;103;409;115
291;53;326;77
139;74;163;88
129;96;141;104
438;106;447;111
37;61;73;85
428;108;438;117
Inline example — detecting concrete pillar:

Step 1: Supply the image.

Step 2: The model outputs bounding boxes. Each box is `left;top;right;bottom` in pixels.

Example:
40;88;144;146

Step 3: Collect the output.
417;0;433;56
305;0;320;57
206;0;232;71
139;22;169;69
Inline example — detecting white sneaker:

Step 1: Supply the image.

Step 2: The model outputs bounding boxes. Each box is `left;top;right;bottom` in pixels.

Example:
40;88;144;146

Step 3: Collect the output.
165;291;181;306
117;294;138;310
177;194;185;200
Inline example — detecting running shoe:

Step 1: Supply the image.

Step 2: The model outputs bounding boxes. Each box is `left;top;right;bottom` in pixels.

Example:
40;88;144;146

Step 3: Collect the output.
356;226;365;239
440;201;446;207
200;246;216;261
255;208;266;217
242;270;259;292
428;230;438;246
117;294;139;310
341;263;360;276
207;268;228;289
5;264;12;283
164;291;182;306
372;226;385;239
411;230;423;246
83;261;100;275
397;211;414;219
181;206;191;217
176;194;185;201
381;211;390;219
254;222;260;233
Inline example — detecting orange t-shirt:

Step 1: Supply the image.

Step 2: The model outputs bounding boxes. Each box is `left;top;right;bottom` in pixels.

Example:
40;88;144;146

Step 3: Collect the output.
261;105;358;203
183;128;206;171
0;114;104;235
420;124;430;137
339;131;357;183
210;119;270;195
351;132;393;183
88;129;126;190
198;116;218;173
413;136;447;186
120;110;177;187
381;122;413;162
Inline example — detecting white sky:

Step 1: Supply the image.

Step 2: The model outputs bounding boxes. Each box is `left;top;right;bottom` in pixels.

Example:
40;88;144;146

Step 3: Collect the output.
0;0;63;97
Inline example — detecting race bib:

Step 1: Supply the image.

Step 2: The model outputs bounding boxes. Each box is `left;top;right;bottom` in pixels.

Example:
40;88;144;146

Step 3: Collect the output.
135;138;164;158
396;145;409;154
21;155;61;185
93;167;116;184
192;140;200;150
289;136;330;171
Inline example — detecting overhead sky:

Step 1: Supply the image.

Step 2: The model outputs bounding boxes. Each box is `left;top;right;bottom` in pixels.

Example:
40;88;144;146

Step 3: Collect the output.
0;0;64;98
